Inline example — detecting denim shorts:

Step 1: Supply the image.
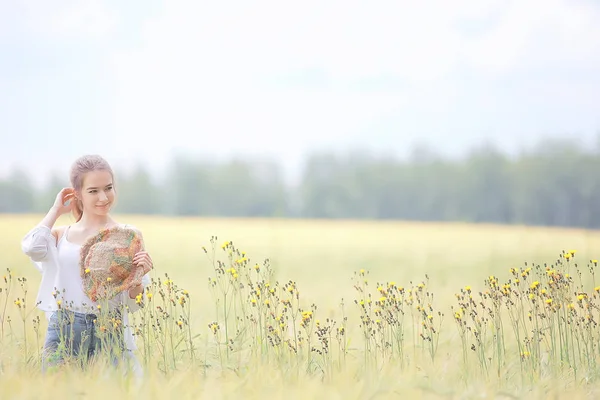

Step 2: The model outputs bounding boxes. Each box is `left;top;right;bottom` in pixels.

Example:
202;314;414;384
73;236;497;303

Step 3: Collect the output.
42;308;128;371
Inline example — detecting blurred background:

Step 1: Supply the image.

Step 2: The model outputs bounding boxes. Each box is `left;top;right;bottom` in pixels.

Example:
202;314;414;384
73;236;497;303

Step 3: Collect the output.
1;0;599;228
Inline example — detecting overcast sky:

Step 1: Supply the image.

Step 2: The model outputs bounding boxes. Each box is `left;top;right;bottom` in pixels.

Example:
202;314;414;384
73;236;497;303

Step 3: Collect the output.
1;0;599;187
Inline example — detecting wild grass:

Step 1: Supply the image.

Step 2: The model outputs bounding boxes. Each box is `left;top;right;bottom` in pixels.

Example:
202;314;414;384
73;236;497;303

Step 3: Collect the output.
2;214;600;399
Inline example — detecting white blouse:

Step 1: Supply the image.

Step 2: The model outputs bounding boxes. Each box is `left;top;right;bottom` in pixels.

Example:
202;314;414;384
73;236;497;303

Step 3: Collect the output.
21;223;151;353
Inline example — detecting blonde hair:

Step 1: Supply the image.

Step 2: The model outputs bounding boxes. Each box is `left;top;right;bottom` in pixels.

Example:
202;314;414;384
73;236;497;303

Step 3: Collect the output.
69;155;114;222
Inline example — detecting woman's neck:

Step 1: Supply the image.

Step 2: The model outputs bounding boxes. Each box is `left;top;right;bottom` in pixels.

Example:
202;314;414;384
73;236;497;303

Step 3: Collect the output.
77;213;115;230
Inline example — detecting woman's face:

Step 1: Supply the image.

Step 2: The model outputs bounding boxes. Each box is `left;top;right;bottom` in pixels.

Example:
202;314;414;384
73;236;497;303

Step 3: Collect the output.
77;170;116;216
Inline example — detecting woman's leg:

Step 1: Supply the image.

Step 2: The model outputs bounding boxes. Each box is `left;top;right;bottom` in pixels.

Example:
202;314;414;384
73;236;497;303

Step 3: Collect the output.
88;310;126;367
41;310;91;372
41;311;63;372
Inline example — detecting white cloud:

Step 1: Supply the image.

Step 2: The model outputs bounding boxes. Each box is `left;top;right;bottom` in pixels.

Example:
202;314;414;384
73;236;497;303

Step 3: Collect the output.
462;0;600;75
112;0;600;85
97;0;600;175
17;0;118;39
108;1;465;158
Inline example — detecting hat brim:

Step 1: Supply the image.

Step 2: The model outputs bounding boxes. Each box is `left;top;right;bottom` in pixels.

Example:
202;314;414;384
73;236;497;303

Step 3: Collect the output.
80;226;147;302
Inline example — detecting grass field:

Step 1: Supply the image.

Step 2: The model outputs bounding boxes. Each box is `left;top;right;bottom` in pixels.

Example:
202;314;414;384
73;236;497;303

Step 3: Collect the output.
2;214;600;399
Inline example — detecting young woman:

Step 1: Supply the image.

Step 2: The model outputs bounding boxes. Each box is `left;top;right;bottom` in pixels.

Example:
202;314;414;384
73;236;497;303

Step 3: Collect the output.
21;154;153;375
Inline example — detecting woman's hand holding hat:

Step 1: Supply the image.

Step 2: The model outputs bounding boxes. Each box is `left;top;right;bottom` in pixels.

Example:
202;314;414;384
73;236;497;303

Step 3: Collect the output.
133;250;153;272
128;251;152;299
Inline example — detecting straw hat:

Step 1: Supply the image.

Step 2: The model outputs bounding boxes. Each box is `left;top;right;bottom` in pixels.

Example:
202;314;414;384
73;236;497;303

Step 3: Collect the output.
80;225;148;302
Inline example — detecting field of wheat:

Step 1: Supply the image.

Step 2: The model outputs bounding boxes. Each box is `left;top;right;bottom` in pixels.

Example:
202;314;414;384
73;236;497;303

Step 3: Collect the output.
2;214;600;399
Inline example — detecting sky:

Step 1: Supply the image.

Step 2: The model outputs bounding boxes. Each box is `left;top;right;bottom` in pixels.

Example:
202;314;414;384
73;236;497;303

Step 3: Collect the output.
1;0;599;187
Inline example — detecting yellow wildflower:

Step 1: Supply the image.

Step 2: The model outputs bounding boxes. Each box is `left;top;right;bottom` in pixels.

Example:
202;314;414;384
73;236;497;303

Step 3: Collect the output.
530;281;539;289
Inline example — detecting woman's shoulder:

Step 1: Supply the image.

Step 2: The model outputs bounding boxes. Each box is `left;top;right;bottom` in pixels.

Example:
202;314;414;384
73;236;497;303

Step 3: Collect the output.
117;222;139;230
51;225;69;244
116;223;144;236
51;225;68;234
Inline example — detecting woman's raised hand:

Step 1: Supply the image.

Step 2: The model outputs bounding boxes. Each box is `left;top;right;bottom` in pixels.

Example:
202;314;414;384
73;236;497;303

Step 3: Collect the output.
52;187;75;216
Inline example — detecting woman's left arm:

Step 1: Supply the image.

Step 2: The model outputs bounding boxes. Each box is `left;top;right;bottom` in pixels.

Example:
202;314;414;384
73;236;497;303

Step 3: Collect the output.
125;273;151;313
125;250;153;312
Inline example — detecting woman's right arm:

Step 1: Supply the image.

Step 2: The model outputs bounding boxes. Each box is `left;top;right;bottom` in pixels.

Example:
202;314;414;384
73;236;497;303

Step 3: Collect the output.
21;187;74;262
21;208;61;262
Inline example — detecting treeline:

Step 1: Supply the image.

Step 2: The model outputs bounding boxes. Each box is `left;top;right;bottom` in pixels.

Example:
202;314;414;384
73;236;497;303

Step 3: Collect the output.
1;137;599;228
